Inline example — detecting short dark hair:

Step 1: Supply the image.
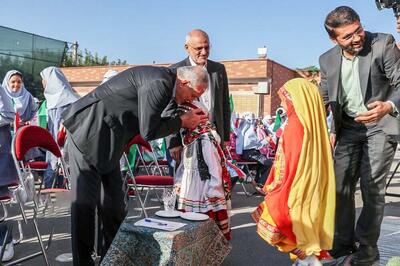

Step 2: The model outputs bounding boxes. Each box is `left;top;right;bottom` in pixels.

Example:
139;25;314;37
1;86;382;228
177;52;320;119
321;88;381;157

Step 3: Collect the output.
324;6;360;38
10;72;23;80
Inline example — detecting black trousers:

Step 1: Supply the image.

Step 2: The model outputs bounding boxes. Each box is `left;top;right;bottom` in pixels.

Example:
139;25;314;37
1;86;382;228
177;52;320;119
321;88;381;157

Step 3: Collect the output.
67;139;126;266
331;123;397;264
242;149;273;185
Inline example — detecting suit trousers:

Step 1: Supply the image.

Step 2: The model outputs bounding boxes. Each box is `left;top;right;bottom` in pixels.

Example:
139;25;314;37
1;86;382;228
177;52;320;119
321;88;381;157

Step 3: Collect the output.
332;121;397;263
67;138;126;266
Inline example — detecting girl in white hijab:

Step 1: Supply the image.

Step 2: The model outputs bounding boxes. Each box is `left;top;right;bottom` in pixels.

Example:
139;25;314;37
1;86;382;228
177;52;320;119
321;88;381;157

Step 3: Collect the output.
0;70;37;187
40;66;79;188
1;70;37;122
40;67;79;111
0;70;38;259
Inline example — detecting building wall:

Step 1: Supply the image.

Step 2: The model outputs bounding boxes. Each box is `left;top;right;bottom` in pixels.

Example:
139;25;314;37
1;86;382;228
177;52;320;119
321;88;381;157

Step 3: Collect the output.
266;60;300;116
61;58;298;117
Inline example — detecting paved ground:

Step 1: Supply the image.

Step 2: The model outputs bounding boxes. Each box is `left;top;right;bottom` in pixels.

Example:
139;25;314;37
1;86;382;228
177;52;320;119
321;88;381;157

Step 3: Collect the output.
2;150;400;266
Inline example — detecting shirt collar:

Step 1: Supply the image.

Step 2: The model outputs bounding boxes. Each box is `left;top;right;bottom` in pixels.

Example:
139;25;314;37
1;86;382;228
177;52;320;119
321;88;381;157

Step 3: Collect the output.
189;56;207;69
341;50;358;61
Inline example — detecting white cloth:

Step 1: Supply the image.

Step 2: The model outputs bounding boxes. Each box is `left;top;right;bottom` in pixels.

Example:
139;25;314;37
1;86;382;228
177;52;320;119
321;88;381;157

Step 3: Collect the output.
174;101;226;213
101;69;119;84
175;134;227;213
40;67;79;109
0;85;14;125
1;70;35;119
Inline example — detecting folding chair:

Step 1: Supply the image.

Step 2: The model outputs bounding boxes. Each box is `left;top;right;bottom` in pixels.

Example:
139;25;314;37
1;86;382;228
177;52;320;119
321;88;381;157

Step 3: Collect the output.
14;114;49;189
133;138;169;176
225;147;258;197
7;125;70;265
124;135;174;217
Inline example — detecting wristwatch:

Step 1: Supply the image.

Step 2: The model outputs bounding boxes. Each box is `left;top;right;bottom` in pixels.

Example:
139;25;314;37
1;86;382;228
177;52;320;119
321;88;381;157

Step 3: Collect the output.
387;101;399;118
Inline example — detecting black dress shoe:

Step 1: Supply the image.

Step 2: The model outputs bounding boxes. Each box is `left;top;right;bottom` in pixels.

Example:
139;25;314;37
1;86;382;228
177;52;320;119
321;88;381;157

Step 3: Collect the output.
350;256;379;266
350;250;379;266
329;246;357;259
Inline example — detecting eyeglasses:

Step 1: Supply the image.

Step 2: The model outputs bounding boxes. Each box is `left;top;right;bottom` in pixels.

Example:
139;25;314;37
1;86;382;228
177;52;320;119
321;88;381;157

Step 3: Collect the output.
187;44;211;53
341;26;364;41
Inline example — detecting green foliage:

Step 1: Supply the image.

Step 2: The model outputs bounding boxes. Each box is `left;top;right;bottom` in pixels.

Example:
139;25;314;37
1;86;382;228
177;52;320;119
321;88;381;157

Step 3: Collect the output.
62;47;127;67
296;65;320;73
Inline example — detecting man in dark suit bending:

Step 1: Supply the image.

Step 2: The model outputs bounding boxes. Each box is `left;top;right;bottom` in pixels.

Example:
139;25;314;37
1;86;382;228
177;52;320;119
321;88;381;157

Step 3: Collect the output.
62;65;208;265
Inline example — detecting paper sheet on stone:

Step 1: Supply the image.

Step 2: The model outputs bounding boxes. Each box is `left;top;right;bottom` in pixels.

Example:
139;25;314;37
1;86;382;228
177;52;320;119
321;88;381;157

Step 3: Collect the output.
134;218;187;231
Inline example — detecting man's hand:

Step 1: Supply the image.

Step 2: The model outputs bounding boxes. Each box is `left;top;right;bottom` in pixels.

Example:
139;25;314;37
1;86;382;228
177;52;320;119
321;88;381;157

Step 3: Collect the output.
330;133;336;149
180;109;207;129
354;101;392;124
397;16;400;33
169;146;182;164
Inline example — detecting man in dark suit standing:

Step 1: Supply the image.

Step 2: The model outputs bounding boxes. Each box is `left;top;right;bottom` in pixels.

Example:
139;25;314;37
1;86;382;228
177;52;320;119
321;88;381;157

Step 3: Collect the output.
62;65;208;265
319;6;400;266
167;29;230;165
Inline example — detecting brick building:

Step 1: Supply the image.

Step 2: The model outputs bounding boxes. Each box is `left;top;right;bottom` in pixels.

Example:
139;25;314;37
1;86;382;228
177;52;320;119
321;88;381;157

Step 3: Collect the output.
61;58;299;117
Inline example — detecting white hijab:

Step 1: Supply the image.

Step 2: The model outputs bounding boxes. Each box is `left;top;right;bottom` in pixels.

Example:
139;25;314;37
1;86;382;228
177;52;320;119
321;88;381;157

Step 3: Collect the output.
1;70;32;116
0;85;14;122
40;67;80;109
101;69;119;84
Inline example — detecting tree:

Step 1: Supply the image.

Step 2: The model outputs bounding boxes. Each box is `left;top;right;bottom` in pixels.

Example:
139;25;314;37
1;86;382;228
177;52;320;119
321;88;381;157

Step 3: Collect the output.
61;47;127;67
295;65;320;85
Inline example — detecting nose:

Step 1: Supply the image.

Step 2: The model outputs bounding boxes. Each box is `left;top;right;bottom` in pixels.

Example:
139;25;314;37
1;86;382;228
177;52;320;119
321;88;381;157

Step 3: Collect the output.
200;48;208;55
353;34;361;42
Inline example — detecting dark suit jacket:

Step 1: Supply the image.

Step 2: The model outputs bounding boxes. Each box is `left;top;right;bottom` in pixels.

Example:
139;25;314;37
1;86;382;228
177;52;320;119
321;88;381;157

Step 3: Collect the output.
165;58;230;149
319;32;400;136
62;66;181;174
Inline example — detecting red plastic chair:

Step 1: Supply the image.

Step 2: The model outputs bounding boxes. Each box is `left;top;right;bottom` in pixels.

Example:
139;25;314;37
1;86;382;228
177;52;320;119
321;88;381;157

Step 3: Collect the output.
56;125;67;148
9;125;70;265
13;125;70;191
123;135;174;217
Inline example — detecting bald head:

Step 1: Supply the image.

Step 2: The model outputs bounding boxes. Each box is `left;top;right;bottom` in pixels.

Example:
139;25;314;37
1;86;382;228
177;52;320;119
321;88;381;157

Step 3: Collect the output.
185;29;209;44
184;29;210;66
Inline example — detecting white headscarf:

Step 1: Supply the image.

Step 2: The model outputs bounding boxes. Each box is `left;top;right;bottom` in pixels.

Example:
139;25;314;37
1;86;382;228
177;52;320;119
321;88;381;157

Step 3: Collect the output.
1;70;32;116
262;114;271;124
0;85;15;122
40;67;80;109
101;69;119;84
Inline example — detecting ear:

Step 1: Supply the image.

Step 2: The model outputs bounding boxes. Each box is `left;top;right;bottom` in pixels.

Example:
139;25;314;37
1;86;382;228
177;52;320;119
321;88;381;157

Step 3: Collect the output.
180;79;189;86
184;44;189;51
330;37;338;45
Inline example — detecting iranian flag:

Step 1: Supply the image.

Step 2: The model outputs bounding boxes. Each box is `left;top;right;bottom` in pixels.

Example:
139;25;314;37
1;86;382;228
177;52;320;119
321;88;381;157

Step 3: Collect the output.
273;109;283;137
229;94;237;132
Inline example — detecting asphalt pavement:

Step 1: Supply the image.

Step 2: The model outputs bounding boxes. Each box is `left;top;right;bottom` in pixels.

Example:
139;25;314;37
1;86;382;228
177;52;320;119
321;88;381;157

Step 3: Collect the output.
2;149;400;266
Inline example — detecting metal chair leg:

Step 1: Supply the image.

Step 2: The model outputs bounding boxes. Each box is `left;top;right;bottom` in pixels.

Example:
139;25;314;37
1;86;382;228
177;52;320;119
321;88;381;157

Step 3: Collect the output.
137;189;150;218
12;220;23;245
4;225;53;266
386;160;400;197
0;201;9;222
0;224;12;262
